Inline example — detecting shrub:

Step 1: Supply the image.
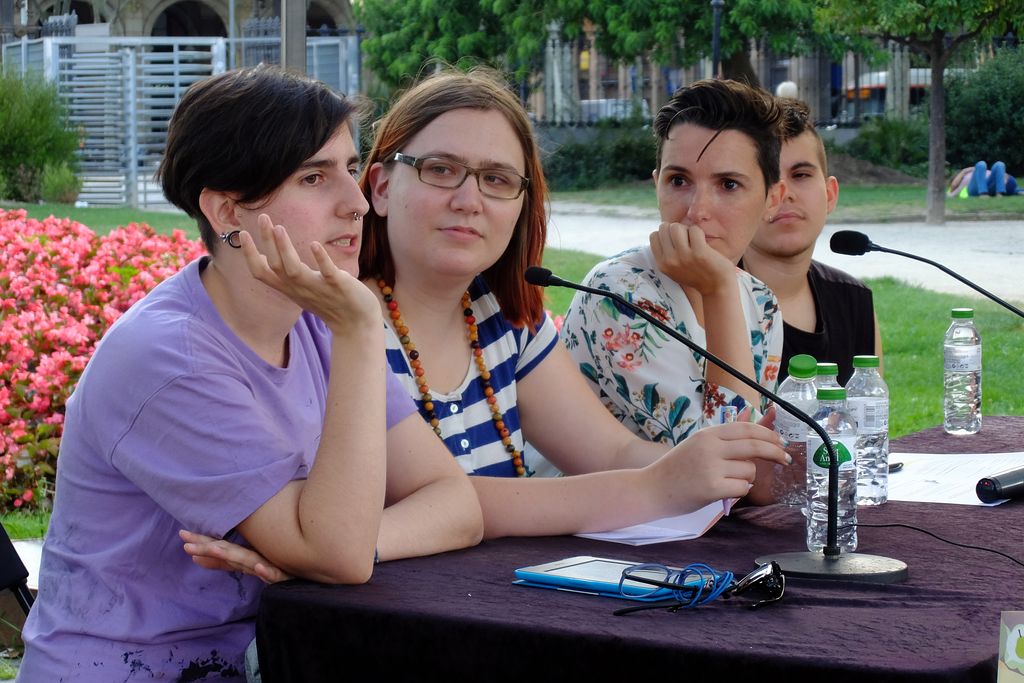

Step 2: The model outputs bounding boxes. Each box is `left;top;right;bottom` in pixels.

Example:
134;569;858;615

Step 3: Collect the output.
9;164;43;203
40;162;82;204
0;209;206;513
543;125;655;191
0;74;80;202
842;115;929;178
946;48;1024;175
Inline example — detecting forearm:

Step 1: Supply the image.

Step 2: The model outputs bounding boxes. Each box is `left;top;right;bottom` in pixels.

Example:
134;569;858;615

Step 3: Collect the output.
701;283;759;407
377;473;483;562
472;469;679;540
606;437;670;470
294;330;388;580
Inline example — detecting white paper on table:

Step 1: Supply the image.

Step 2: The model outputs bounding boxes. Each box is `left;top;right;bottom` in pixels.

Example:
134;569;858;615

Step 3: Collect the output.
887;451;1024;506
575;498;734;546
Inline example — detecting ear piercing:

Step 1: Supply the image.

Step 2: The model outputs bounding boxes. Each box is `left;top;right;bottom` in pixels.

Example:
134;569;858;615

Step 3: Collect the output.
219;230;242;249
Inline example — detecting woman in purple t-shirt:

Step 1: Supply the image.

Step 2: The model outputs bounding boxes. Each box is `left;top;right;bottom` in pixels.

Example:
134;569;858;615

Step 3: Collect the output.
18;65;483;682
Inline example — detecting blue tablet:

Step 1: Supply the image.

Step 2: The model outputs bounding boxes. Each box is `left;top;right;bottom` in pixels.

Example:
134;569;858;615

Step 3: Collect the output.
513;556;700;602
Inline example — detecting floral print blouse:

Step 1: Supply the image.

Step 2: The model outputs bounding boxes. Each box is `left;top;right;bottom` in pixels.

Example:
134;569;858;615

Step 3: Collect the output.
560;246;782;445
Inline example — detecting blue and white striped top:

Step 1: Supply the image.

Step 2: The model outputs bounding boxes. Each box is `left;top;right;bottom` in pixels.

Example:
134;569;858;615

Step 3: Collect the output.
384;276;559;477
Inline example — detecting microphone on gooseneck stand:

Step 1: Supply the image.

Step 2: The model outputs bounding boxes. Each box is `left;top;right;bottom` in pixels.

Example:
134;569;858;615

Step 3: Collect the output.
525;266;908;583
829;230;1024;319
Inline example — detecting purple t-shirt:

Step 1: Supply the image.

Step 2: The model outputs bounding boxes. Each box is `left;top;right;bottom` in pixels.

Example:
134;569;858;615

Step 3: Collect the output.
18;258;415;682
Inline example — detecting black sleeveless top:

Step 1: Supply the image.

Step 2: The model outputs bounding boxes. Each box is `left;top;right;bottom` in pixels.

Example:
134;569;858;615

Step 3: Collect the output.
779;261;876;385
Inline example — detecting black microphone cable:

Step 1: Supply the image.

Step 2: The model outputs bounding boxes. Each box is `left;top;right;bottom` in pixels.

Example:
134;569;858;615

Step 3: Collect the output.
842;521;1024;570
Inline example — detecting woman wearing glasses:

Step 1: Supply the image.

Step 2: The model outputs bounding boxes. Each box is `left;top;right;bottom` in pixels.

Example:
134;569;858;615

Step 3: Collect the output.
184;69;788;584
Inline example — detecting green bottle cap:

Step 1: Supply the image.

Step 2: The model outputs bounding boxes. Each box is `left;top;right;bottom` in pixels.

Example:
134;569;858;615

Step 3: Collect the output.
852;355;880;368
816;362;839;376
787;354;817;379
817;387;846;401
951;308;974;319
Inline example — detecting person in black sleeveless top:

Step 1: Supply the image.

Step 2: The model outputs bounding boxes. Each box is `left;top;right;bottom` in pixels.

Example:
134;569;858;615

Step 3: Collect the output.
741;98;882;385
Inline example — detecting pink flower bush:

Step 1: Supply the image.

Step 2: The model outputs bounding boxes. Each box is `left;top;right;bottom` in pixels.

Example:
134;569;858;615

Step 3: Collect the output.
0;209;205;512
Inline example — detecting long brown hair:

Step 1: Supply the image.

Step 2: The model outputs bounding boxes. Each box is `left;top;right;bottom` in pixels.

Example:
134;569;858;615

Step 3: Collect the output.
359;67;548;328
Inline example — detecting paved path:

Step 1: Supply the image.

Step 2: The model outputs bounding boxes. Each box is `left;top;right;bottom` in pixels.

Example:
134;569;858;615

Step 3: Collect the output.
546;202;1024;304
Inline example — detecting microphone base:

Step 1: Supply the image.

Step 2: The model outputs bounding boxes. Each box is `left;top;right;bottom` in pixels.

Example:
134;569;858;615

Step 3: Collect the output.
755;551;908;584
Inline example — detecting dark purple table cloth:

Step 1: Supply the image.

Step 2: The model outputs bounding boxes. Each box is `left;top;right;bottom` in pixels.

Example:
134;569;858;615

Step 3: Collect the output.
257;418;1024;682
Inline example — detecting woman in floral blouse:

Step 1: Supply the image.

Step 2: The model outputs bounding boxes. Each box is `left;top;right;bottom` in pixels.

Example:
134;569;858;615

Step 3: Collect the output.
562;79;784;445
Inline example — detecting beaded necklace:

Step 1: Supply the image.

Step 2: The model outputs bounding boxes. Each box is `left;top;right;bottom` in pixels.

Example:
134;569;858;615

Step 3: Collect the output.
376;279;525;477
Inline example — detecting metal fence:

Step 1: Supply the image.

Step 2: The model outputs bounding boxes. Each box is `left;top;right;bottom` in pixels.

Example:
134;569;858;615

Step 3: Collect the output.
2;33;360;207
241;16;280;67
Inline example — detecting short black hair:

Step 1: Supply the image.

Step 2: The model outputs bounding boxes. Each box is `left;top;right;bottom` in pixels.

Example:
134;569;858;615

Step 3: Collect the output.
776;96;828;174
158;64;358;253
653;79;783;192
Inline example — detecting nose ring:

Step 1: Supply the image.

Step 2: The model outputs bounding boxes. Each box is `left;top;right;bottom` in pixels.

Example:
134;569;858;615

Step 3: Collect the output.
352;212;361;221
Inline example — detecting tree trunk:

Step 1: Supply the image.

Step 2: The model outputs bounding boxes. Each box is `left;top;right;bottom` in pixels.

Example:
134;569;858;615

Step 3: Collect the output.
722;48;760;89
925;39;947;225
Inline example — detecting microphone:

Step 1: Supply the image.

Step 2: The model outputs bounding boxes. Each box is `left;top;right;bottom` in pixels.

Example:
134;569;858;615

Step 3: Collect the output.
829;230;1024;319
977;465;1024;503
527;266;908;583
829;230;874;256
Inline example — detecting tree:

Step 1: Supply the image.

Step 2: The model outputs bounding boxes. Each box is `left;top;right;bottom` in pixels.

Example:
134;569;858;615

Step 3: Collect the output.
356;0;838;90
816;1;1024;224
946;48;1024;177
578;0;836;84
355;0;525;88
491;0;841;86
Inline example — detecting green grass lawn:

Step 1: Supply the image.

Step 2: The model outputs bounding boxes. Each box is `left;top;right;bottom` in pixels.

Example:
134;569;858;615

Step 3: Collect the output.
0;512;49;540
551;182;1024;223
869;276;1024;438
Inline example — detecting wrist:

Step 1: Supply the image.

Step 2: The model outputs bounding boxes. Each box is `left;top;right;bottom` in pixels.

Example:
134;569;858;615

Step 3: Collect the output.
637;458;687;519
697;270;739;299
330;322;385;347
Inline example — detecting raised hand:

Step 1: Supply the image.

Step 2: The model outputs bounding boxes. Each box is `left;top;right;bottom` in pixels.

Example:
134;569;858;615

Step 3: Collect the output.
649;222;735;296
240;213;381;336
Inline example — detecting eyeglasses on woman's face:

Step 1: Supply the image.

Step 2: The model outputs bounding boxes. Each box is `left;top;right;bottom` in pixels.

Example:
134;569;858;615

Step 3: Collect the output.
392;152;529;200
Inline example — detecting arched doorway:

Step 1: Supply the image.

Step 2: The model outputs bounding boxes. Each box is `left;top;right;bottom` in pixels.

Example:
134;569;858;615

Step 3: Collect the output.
150;0;226;37
307;2;336;34
68;1;96;23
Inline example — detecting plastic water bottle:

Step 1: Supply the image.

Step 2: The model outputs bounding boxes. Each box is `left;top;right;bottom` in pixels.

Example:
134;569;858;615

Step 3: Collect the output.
943;308;982;435
816;362;840;389
771;354;818;506
846;355;889;506
805;387;857;553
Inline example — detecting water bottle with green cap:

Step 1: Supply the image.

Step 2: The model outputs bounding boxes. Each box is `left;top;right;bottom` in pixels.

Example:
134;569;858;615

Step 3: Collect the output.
770;354;818;506
815;362;840;389
805;387;857;553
